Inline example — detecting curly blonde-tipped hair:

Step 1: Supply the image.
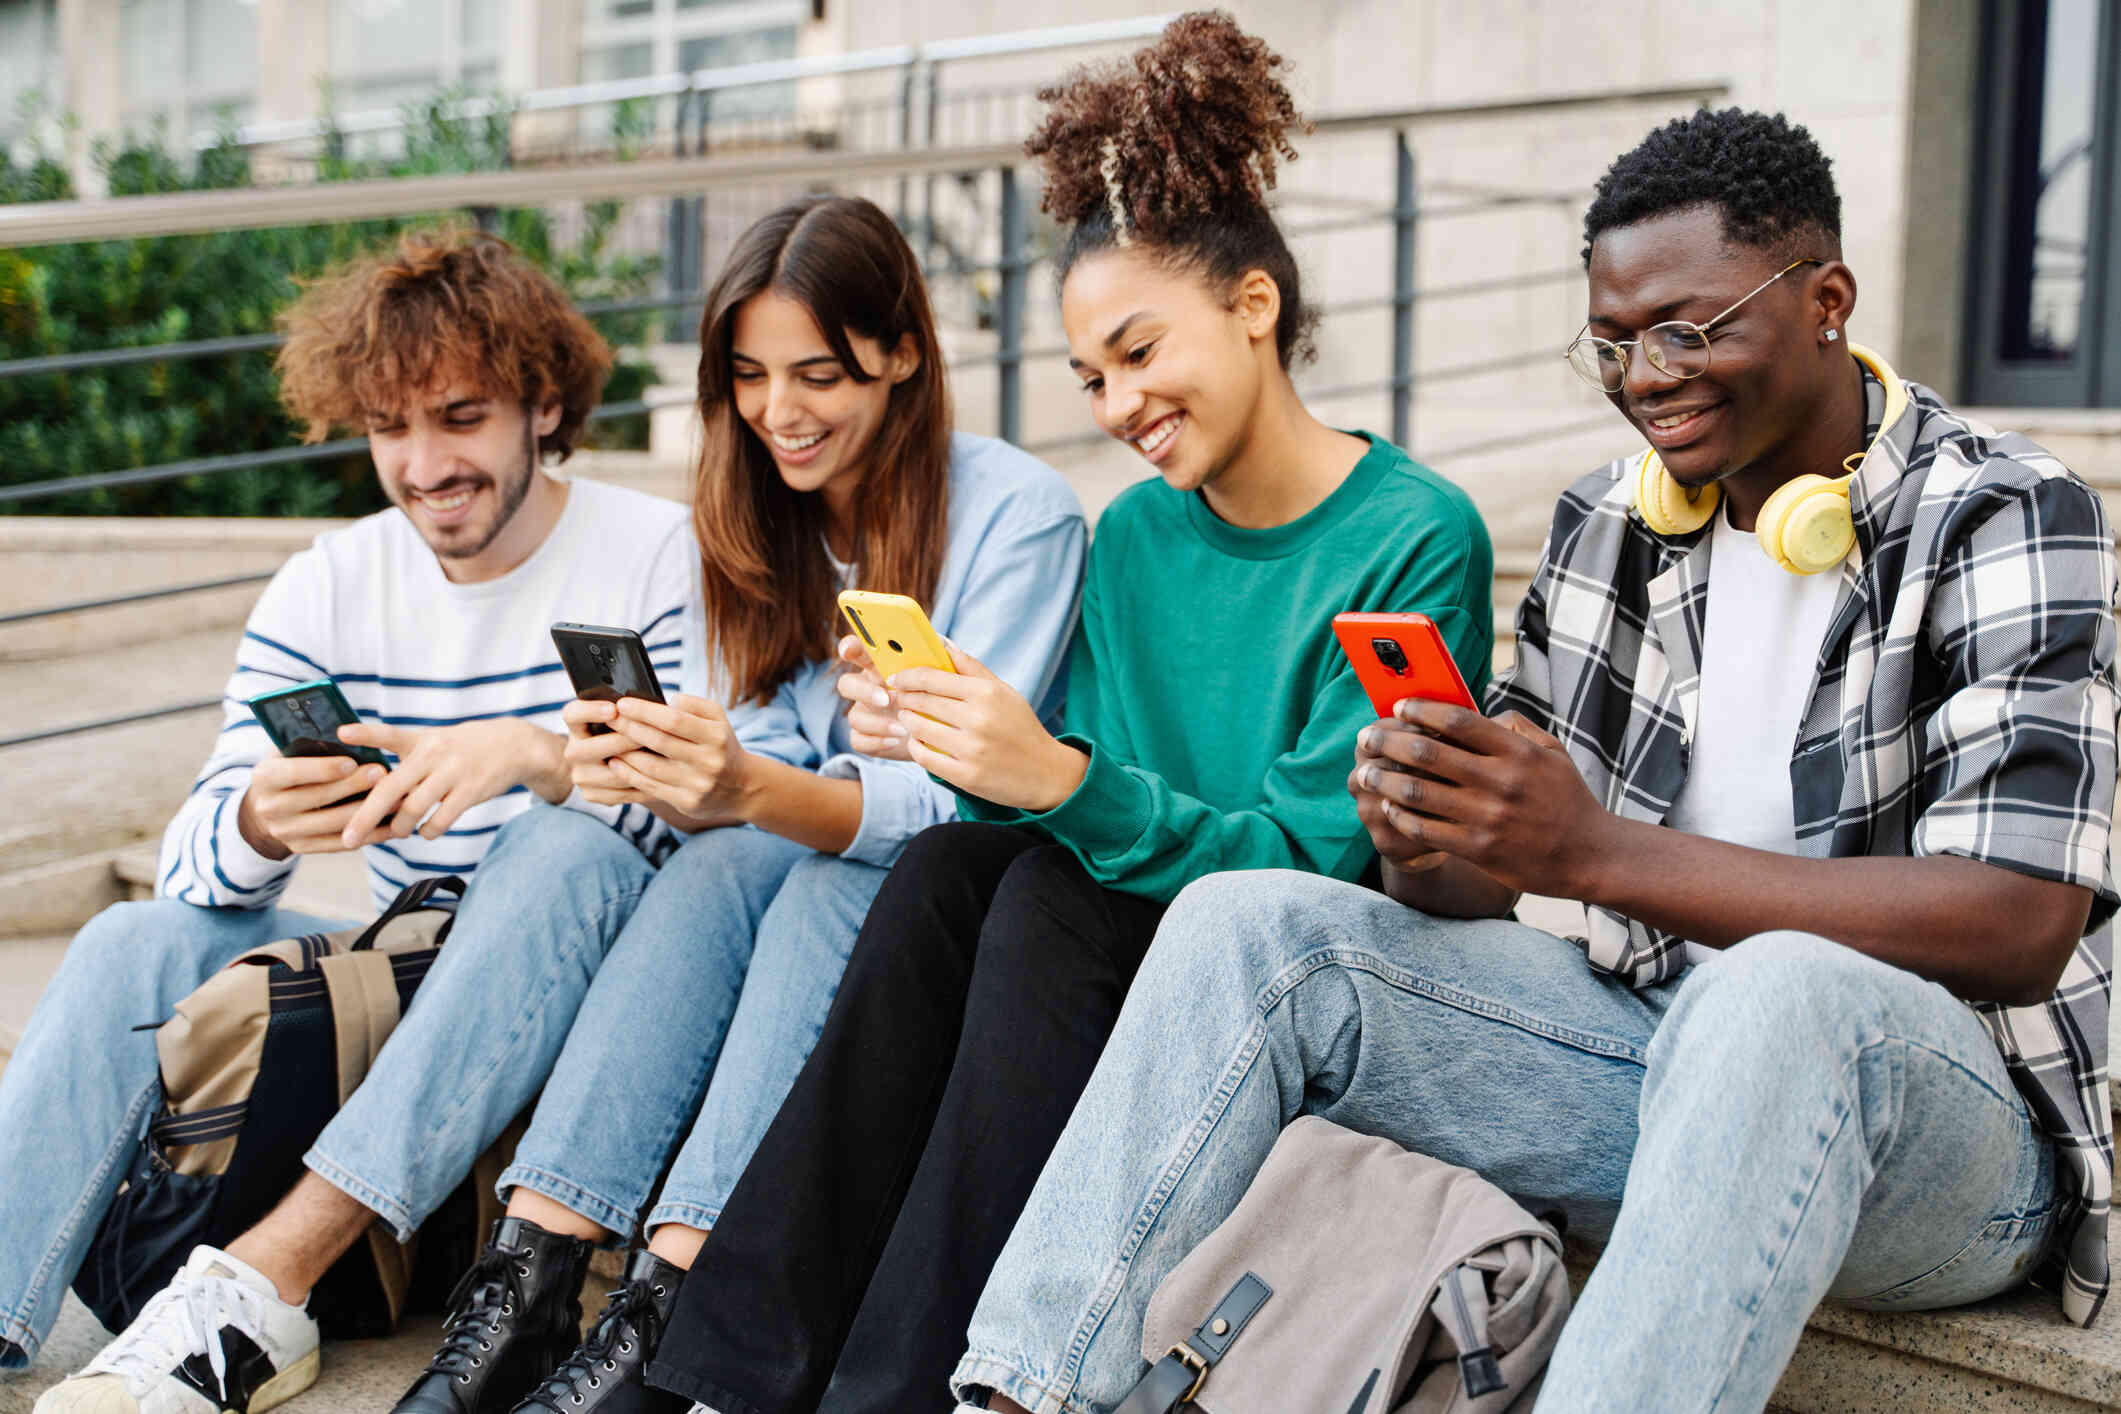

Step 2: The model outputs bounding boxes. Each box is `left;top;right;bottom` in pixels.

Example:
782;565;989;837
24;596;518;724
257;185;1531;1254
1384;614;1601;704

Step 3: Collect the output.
274;227;613;459
1024;10;1317;365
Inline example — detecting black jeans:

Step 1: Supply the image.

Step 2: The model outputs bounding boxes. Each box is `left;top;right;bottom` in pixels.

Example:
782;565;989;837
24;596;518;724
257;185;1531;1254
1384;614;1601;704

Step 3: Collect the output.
646;822;1168;1414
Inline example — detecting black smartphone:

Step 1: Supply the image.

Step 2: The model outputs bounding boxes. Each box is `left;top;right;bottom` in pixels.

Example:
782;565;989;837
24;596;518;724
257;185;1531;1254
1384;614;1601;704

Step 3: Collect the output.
248;679;389;767
551;623;667;735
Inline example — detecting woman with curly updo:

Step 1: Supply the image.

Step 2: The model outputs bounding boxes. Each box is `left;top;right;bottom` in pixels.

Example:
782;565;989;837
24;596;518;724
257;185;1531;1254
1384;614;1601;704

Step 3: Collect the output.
643;14;1494;1413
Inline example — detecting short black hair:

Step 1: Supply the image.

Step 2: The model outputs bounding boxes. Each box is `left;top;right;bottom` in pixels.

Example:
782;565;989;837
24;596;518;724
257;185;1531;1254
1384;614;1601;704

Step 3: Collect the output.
1581;107;1841;266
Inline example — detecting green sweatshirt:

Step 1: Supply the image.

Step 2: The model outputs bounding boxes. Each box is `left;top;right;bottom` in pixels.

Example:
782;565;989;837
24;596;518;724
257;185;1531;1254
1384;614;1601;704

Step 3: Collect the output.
962;431;1493;902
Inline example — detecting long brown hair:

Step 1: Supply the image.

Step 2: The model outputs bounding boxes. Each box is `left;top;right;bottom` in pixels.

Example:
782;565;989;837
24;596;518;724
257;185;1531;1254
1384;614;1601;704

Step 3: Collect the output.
693;195;953;706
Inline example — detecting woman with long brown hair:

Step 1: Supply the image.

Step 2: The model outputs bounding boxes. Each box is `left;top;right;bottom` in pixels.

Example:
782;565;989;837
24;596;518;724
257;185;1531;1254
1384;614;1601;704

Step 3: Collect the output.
646;13;1495;1414
387;194;1085;1414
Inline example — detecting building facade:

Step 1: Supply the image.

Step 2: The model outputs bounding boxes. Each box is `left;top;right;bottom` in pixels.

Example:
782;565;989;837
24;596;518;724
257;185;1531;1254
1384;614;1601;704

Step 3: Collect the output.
0;0;2109;411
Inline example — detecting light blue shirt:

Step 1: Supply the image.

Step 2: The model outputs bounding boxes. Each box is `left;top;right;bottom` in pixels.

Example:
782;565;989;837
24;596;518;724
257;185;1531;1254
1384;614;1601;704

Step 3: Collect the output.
679;431;1088;867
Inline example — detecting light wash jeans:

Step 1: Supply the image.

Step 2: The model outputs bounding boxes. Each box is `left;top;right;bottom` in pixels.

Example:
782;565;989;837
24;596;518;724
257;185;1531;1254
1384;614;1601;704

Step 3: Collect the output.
0;899;347;1367
304;805;657;1241
0;803;655;1370
497;816;889;1237
954;870;2058;1414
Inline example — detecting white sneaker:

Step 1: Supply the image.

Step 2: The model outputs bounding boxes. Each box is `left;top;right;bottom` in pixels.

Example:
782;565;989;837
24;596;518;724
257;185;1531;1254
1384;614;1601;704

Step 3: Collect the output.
34;1246;320;1414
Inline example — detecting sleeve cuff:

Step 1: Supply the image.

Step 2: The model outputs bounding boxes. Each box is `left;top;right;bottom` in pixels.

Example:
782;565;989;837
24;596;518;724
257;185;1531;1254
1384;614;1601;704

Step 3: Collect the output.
1001;735;1149;860
819;752;957;867
210;789;297;894
1919;826;2121;932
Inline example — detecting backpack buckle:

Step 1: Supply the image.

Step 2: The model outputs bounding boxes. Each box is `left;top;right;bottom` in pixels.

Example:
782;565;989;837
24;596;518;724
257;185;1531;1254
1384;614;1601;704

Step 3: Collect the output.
1167;1341;1210;1405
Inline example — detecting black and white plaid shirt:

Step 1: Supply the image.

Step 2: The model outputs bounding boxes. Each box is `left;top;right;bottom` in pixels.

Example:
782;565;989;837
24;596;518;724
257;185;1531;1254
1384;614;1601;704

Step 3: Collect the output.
1493;367;2118;1325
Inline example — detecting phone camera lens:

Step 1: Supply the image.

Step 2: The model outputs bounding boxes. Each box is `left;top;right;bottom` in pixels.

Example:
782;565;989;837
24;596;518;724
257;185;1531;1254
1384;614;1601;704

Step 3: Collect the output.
846;607;877;647
1371;637;1410;675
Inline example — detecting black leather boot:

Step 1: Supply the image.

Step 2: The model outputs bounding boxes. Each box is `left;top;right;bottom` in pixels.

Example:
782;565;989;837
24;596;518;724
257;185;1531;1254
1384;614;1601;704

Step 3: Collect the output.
393;1217;596;1414
513;1249;687;1414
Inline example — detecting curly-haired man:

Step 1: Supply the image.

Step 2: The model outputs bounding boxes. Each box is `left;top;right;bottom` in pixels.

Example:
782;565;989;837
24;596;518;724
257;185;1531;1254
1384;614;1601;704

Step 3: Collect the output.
955;108;2116;1414
7;229;693;1413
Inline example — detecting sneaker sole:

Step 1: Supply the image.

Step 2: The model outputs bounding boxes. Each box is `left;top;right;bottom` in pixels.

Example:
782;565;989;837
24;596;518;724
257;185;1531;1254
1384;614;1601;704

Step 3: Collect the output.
245;1346;321;1414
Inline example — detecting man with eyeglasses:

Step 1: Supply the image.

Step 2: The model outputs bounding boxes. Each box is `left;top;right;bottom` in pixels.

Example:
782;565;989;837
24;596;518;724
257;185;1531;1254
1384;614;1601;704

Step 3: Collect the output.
947;108;2116;1414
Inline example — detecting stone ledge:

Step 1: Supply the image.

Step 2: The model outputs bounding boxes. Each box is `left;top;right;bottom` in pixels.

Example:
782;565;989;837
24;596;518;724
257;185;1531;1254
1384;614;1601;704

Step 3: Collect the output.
1565;1207;2121;1413
111;841;372;925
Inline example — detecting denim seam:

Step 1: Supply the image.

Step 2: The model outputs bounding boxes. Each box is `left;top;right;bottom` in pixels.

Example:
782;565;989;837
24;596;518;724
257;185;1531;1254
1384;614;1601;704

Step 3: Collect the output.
305;877;644;1246
1;1312;40;1366
414;879;648;1148
954;1350;1094;1414
1262;946;1653;1063
1045;939;1654;1405
494;1163;640;1243
1697;1028;2013;1412
304;1151;418;1243
509;996;723;1243
5;1074;163;1355
1050;1014;1271;1400
323;877;648;1229
642;1199;720;1234
1854;1210;2052;1306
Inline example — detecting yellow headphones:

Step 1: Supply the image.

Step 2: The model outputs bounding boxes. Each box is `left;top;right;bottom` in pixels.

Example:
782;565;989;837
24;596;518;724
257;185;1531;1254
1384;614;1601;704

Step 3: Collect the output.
1632;342;1909;575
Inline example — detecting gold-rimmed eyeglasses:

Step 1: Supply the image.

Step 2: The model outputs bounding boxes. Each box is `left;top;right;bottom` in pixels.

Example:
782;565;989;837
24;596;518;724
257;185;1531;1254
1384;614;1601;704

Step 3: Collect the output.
1564;258;1823;393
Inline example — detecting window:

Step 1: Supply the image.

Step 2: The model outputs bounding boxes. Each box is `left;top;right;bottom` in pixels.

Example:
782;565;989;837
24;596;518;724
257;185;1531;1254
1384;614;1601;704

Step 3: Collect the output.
0;0;62;155
1996;0;2098;361
119;0;257;144
1966;0;2121;406
578;0;804;135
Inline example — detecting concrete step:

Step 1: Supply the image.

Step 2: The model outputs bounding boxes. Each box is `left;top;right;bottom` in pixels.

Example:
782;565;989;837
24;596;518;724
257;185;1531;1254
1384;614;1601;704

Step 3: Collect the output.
1554;1207;2121;1413
0;1280;633;1414
109;841;374;925
4;1215;2114;1414
0;934;68;1080
0;451;691;665
0;620;236;890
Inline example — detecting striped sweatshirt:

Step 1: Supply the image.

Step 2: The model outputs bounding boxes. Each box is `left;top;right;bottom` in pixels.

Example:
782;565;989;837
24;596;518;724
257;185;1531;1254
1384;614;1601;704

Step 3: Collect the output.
157;477;694;914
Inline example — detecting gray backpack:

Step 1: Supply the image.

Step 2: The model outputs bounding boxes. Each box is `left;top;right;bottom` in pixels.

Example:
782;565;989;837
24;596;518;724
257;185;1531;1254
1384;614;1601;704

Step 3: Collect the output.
1118;1116;1572;1414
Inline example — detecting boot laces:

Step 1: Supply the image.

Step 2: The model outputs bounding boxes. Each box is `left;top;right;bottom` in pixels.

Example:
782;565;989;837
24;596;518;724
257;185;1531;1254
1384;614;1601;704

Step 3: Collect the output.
520;1273;667;1411
423;1244;533;1384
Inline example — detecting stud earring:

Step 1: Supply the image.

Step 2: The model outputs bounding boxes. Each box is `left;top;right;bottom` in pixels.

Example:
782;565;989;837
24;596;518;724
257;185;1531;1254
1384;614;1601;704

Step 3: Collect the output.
1824;329;1840;343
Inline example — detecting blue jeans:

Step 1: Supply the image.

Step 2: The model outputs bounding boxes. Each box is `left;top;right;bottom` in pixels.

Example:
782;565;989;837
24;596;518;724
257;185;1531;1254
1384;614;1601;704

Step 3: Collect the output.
305;805;657;1241
955;871;2058;1414
0;899;349;1366
498;820;889;1237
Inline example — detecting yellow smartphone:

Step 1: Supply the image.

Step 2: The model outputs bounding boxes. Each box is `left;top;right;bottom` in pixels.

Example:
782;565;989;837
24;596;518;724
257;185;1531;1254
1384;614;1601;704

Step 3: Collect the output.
837;590;955;681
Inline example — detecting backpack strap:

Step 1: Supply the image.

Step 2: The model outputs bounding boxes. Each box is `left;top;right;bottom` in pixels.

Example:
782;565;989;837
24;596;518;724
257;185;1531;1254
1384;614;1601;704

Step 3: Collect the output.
1429;1262;1507;1399
1116;1273;1272;1414
347;875;466;952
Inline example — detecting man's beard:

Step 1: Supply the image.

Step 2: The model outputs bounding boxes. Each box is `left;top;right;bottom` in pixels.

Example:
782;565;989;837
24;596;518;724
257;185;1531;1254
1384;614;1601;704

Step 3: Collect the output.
435;456;536;560
429;417;541;560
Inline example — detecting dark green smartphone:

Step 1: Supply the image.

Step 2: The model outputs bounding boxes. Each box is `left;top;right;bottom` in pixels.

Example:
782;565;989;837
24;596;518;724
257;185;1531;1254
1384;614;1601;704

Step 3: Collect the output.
247;678;389;768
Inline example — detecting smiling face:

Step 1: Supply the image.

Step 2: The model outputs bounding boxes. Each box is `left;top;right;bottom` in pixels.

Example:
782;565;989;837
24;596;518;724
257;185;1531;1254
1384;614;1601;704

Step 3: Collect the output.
1061;247;1275;495
365;386;562;574
1584;204;1848;490
728;289;916;515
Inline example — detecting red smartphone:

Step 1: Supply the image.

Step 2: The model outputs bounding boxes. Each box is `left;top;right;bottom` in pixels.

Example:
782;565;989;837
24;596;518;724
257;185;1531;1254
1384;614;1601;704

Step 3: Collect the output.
1332;612;1477;718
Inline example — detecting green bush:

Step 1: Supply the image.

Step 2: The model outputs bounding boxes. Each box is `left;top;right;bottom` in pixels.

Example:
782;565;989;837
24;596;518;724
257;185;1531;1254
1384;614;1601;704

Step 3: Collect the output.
0;94;663;518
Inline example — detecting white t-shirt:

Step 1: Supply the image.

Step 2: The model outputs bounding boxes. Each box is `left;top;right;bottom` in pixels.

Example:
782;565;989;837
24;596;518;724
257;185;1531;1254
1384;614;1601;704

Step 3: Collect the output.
158;477;696;915
1663;507;1843;966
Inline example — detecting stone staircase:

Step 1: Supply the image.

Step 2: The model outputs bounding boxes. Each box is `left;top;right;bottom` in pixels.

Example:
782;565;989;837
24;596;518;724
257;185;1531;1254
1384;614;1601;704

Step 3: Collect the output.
6;415;2121;1411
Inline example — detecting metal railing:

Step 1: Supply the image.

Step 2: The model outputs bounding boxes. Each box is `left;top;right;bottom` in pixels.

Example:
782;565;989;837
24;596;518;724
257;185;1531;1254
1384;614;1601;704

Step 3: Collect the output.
195;16;1180;154
0;81;1727;747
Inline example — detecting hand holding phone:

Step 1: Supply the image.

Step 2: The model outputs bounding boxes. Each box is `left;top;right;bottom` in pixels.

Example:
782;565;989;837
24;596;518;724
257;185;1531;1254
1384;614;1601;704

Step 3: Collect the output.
552;623;668;736
1331;612;1477;718
242;679;394;859
837;592;954;682
1333;613;1476;877
835;634;915;761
